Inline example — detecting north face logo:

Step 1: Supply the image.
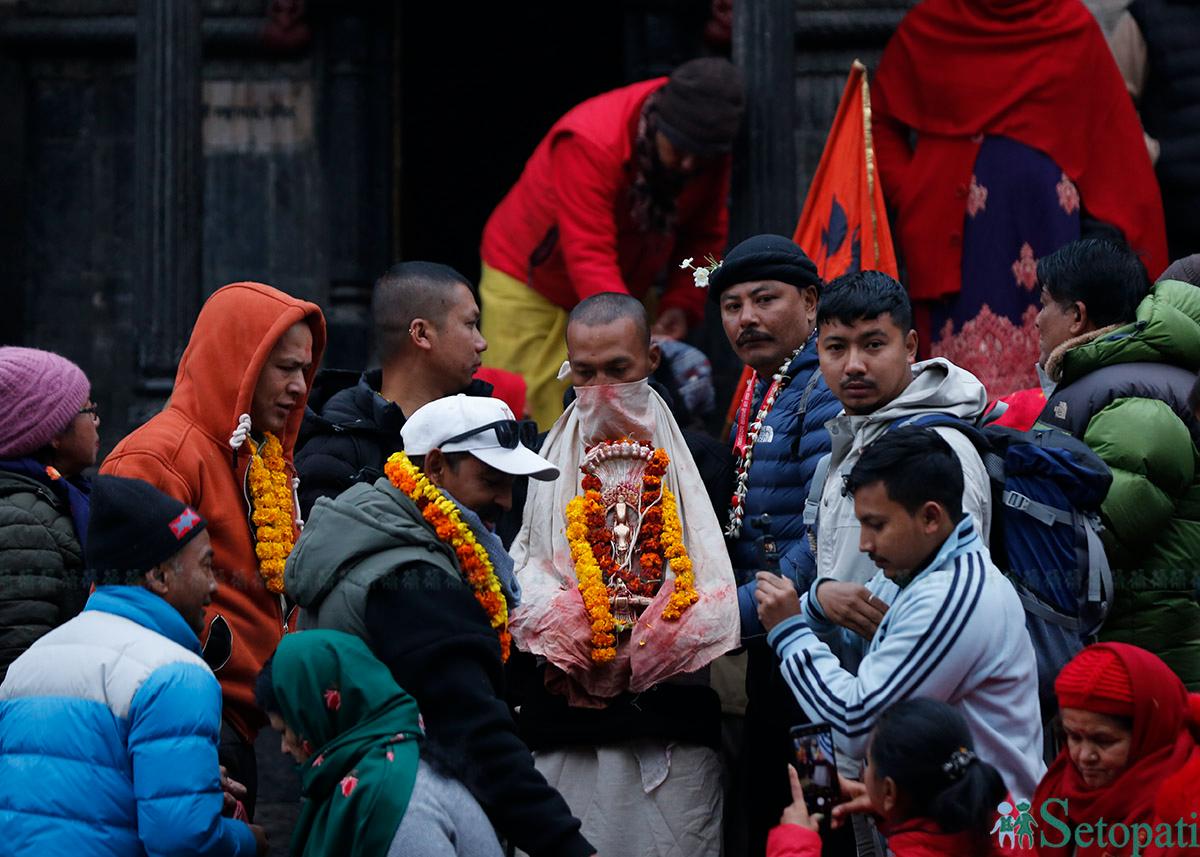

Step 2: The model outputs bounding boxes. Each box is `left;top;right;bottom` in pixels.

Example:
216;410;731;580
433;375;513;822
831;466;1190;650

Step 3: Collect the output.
1054;401;1068;420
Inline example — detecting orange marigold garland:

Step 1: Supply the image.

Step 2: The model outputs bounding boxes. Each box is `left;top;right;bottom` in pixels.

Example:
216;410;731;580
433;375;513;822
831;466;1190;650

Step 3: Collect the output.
566;441;699;663
566;494;618;663
248;432;295;594
631;448;669;596
660;485;699;619
384;451;511;661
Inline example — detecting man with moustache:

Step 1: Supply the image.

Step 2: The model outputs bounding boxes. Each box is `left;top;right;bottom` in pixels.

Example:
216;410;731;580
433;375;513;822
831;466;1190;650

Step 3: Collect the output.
713;235;842;624
710;235;841;854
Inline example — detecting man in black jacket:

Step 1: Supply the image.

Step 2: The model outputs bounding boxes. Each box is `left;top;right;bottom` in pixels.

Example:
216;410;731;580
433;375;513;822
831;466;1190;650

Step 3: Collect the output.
294;261;490;518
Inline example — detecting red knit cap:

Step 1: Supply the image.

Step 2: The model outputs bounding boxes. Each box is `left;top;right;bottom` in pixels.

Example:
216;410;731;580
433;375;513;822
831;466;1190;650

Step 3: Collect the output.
1055;645;1135;717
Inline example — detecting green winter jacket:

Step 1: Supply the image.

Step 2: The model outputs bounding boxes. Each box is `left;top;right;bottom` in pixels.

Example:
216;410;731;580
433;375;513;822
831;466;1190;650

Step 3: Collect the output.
1041;278;1200;687
0;469;88;681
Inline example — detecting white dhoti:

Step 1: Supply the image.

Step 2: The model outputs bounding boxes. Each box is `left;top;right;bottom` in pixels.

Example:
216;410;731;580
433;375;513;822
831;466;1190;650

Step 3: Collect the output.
520;741;723;857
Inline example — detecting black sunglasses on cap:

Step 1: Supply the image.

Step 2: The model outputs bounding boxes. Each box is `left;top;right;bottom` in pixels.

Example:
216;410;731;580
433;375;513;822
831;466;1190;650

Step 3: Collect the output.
442;419;538;450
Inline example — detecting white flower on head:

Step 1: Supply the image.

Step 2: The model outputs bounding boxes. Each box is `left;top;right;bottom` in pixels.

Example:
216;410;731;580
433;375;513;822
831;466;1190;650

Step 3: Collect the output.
693;268;710;288
679;257;694;270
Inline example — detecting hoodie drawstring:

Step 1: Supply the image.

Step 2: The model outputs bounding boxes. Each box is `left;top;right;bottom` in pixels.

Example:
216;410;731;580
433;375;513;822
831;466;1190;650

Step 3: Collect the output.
229;413;252;469
292;476;304;530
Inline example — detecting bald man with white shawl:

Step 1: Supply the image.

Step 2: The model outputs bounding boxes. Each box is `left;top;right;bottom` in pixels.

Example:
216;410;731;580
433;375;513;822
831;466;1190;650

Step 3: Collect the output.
510;377;738;857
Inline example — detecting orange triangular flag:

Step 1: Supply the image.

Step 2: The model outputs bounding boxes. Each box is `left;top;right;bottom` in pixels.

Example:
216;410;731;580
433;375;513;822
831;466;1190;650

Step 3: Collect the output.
723;62;898;434
794;60;898;280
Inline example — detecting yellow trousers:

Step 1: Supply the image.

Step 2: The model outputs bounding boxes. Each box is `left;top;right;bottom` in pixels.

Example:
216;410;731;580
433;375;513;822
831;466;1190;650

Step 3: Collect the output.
479;263;570;429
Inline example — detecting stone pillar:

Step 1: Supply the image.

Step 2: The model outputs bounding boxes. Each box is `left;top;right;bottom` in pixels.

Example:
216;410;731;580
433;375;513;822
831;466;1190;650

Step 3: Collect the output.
316;3;394;371
133;0;202;403
730;0;796;241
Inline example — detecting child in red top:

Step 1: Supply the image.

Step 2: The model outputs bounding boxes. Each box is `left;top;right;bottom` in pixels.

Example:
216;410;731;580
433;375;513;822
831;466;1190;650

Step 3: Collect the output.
768;698;1012;857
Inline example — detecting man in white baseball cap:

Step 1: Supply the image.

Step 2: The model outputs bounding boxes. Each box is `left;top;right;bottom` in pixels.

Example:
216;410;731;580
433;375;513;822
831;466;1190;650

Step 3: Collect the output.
286;397;595;857
402;395;558;529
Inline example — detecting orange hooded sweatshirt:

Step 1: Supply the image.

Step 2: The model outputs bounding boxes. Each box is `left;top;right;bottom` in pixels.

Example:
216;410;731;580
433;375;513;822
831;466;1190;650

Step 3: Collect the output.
102;282;326;741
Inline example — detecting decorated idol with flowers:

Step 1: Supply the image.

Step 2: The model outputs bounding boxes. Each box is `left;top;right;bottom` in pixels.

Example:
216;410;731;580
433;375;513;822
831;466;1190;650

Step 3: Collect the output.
507;293;737;856
285;395;596;857
510;295;739;704
102;281;325;812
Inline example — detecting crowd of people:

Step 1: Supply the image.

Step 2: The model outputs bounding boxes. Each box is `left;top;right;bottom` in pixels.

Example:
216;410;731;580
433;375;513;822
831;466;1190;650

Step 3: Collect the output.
2;3;1200;855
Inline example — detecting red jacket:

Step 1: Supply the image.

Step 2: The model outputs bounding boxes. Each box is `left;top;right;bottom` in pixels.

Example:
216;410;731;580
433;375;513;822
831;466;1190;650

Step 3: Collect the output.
102;283;326;740
480;78;729;325
768;819;1013;857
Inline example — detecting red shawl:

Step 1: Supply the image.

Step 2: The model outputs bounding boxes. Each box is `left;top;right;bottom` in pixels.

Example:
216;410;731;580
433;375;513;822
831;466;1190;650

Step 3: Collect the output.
872;0;1168;302
1032;643;1200;857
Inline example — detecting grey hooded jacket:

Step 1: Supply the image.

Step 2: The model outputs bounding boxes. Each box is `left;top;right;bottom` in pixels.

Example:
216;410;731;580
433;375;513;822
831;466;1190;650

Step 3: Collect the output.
814;358;992;586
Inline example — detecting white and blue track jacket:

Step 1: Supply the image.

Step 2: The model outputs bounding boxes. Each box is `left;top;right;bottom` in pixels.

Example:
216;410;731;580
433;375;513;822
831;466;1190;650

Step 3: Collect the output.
767;516;1046;799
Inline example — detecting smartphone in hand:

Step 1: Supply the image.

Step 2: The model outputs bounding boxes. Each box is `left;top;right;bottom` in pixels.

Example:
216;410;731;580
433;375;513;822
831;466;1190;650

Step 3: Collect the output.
790;722;842;815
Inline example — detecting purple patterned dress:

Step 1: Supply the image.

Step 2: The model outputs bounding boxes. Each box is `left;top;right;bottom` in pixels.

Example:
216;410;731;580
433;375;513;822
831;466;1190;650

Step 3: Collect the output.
929;135;1082;398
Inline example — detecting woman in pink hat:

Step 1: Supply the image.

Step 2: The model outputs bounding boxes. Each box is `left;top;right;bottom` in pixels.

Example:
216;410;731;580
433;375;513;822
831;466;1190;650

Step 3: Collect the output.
0;346;99;681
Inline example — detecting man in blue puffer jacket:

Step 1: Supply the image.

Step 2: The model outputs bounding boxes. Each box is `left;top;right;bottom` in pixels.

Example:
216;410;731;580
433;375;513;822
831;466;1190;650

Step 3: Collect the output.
0;475;263;856
712;235;841;636
709;234;841;855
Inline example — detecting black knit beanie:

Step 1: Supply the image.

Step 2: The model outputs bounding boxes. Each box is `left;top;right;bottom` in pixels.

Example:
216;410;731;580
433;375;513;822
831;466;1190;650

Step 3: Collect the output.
86;475;208;584
656;57;745;156
708;234;823;302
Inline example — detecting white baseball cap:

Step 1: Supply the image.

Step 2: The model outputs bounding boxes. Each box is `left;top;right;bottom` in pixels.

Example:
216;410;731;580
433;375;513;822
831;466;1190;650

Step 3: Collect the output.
401;395;559;481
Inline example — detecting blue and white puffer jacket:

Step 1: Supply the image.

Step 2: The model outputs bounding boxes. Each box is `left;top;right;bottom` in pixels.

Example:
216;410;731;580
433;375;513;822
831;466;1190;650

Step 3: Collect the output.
0;586;256;857
727;337;842;638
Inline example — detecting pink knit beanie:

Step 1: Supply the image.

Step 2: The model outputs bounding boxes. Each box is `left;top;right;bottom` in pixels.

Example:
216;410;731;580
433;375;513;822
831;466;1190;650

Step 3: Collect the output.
0;347;91;459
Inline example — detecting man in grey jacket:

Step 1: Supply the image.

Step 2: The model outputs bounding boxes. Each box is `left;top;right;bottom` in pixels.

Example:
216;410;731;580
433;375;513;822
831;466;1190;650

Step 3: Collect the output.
802;270;992;644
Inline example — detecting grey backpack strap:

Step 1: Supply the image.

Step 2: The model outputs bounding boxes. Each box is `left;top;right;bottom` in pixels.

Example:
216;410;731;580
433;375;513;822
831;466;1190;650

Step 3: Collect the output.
804;452;832;530
1002;490;1073;527
1080;513;1113;636
1014;586;1082;631
795;369;825;531
794;369;822;420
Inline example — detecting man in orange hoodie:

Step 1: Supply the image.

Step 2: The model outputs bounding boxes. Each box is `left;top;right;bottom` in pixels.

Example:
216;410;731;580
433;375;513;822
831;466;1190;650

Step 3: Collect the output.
102;282;325;813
